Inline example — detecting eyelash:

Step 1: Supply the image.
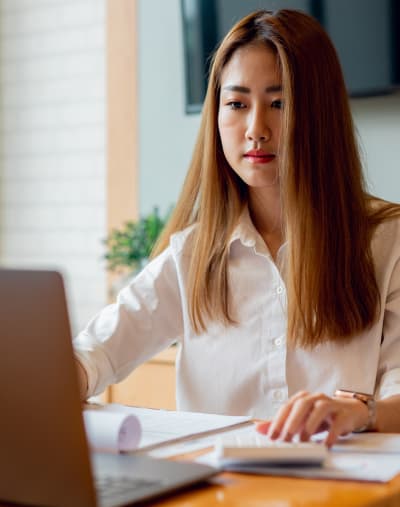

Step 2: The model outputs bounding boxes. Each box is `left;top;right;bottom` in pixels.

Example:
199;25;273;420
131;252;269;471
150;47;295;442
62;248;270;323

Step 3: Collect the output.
227;101;245;110
226;99;283;110
271;99;283;109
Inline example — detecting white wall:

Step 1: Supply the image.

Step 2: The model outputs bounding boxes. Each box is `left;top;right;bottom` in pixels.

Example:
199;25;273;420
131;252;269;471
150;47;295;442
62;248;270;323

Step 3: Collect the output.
138;0;400;215
0;0;107;334
0;0;398;336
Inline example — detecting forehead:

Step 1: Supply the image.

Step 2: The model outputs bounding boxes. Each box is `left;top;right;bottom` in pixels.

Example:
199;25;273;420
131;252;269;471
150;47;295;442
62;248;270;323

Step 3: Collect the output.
220;44;281;87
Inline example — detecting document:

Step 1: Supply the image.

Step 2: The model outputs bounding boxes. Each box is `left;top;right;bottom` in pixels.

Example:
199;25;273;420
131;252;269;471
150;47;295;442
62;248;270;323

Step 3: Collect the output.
83;403;251;453
329;432;400;453
83;410;141;453
199;450;400;482
197;432;400;483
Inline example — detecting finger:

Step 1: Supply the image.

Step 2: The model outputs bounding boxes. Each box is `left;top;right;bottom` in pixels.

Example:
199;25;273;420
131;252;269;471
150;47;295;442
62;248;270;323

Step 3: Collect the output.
325;420;344;448
255;420;272;434
303;398;335;436
324;412;354;448
267;391;309;439
280;393;329;441
299;428;310;442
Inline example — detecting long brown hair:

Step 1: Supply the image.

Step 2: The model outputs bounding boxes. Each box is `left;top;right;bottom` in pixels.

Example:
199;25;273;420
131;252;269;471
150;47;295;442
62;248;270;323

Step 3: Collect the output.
153;9;399;347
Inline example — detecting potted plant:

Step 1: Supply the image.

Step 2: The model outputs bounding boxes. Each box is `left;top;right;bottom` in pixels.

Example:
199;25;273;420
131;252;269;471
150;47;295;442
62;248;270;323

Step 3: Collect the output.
104;207;170;290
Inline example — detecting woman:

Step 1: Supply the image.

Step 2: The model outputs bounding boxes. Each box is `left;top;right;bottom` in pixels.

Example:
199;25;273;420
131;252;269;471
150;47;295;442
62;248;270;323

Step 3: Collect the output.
74;9;400;446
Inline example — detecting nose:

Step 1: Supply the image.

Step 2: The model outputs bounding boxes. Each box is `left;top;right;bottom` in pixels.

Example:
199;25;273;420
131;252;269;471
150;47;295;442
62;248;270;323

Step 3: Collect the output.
245;108;271;143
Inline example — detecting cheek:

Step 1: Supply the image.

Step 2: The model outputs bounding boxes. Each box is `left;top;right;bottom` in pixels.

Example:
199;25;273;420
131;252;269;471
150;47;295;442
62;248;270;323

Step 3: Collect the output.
218;114;230;152
272;116;282;141
218;112;242;149
218;109;240;129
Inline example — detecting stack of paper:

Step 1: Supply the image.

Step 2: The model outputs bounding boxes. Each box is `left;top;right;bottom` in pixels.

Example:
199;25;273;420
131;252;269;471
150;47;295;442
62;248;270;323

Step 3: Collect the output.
197;432;400;483
83;403;251;454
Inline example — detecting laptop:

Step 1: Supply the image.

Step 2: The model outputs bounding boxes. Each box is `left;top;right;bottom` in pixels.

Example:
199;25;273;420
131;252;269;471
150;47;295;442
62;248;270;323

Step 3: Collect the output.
0;269;217;507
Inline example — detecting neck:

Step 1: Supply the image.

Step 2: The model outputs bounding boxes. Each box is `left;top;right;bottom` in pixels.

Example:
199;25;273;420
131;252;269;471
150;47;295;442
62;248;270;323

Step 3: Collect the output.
248;187;282;234
248;187;284;258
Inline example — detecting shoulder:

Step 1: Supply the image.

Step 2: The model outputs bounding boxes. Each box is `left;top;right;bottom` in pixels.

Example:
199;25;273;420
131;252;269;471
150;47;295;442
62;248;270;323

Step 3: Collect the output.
375;215;400;235
371;211;400;276
368;197;400;245
168;223;198;257
371;201;400;244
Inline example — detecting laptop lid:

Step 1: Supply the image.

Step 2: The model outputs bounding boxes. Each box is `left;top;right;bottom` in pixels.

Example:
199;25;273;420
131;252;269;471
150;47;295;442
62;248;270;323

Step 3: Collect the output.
0;268;217;507
0;269;97;507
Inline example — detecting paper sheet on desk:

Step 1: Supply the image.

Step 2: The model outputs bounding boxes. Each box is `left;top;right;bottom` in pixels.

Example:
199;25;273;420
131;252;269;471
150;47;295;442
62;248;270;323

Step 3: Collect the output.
85;403;251;453
83;411;141;453
197;449;400;482
148;422;257;458
328;432;400;453
196;433;400;483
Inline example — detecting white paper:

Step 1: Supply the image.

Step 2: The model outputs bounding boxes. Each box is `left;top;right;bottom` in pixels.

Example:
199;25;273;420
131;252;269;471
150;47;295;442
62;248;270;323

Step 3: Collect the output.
83;410;141;453
194;430;400;482
148;422;257;458
87;403;251;452
197;448;400;482
330;432;400;454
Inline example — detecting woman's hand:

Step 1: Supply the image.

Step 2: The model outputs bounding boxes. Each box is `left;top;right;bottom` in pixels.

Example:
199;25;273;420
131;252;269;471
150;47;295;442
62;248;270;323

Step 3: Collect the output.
256;390;370;447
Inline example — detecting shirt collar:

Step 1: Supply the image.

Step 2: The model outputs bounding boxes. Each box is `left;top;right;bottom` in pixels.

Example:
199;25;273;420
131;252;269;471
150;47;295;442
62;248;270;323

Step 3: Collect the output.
229;206;258;248
229;206;288;260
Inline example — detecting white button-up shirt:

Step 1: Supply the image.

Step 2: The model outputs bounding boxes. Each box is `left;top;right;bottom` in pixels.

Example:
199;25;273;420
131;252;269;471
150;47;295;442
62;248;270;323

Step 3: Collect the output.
74;209;400;418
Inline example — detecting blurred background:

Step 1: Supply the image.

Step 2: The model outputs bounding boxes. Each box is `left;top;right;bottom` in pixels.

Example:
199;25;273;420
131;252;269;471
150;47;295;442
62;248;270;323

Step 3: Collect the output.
0;0;399;339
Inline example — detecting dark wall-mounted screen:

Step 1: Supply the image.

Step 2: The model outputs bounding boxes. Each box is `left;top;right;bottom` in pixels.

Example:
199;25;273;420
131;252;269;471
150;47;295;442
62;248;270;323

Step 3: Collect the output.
181;0;399;113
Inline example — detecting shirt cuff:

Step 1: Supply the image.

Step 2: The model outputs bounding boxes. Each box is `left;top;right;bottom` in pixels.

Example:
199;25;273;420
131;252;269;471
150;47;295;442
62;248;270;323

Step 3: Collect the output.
74;350;100;398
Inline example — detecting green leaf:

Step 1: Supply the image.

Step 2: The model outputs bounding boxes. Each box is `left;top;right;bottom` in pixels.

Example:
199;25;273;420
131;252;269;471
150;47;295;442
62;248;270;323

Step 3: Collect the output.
103;206;172;272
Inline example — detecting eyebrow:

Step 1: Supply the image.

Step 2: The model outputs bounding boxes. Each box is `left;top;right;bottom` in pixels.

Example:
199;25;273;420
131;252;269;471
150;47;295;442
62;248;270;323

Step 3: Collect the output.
222;84;282;93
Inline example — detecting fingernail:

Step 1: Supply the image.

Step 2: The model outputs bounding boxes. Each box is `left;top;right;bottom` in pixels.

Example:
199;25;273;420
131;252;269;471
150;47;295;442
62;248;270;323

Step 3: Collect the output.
268;430;279;440
256;422;268;434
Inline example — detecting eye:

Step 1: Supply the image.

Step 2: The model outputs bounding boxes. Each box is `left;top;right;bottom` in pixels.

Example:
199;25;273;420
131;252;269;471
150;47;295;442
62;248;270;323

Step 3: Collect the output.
271;99;283;110
227;101;246;110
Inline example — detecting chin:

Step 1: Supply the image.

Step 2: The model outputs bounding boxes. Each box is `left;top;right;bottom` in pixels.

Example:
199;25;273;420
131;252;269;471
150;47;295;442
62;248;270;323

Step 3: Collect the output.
245;173;279;188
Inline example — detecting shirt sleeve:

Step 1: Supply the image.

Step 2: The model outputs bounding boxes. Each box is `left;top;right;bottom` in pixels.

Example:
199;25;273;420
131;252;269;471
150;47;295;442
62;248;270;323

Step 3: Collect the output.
73;246;184;397
376;254;400;399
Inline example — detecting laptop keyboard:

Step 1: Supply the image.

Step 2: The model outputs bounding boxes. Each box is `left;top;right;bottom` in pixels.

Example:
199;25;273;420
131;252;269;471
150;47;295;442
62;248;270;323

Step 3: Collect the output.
96;475;164;504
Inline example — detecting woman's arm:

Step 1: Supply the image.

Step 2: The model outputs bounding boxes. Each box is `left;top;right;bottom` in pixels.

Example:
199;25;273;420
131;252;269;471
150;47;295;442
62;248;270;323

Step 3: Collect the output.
75;359;88;401
73;245;184;399
258;222;400;446
375;394;400;432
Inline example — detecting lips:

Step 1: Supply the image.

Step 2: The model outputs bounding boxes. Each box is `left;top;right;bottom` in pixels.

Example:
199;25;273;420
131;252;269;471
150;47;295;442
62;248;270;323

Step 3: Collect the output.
244;150;276;164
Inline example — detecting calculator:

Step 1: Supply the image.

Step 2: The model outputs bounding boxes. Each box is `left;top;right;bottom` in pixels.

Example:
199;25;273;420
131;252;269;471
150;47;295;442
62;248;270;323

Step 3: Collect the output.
215;434;328;466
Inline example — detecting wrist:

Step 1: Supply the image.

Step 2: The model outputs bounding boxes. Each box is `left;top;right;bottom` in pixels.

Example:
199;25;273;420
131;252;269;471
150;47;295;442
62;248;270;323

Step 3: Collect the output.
75;359;89;400
334;389;377;432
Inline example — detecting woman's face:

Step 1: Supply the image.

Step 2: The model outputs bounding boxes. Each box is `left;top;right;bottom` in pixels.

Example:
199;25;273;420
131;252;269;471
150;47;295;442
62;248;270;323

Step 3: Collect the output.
218;44;283;189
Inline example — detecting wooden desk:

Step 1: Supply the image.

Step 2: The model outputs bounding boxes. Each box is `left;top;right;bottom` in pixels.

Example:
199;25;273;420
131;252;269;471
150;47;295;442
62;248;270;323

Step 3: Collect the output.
154;472;400;507
1;473;399;507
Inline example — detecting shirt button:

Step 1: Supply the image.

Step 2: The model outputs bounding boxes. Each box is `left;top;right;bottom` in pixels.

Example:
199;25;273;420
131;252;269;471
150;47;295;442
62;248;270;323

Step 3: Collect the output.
276;286;284;295
274;337;283;348
273;390;284;401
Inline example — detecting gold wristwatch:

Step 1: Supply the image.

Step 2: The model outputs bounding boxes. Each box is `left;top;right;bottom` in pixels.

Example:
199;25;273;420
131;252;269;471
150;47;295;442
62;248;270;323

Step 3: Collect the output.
334;389;377;432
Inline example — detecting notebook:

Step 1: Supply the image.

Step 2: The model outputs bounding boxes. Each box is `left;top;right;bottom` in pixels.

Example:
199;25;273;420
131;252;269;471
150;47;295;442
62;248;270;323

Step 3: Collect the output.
0;268;217;507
